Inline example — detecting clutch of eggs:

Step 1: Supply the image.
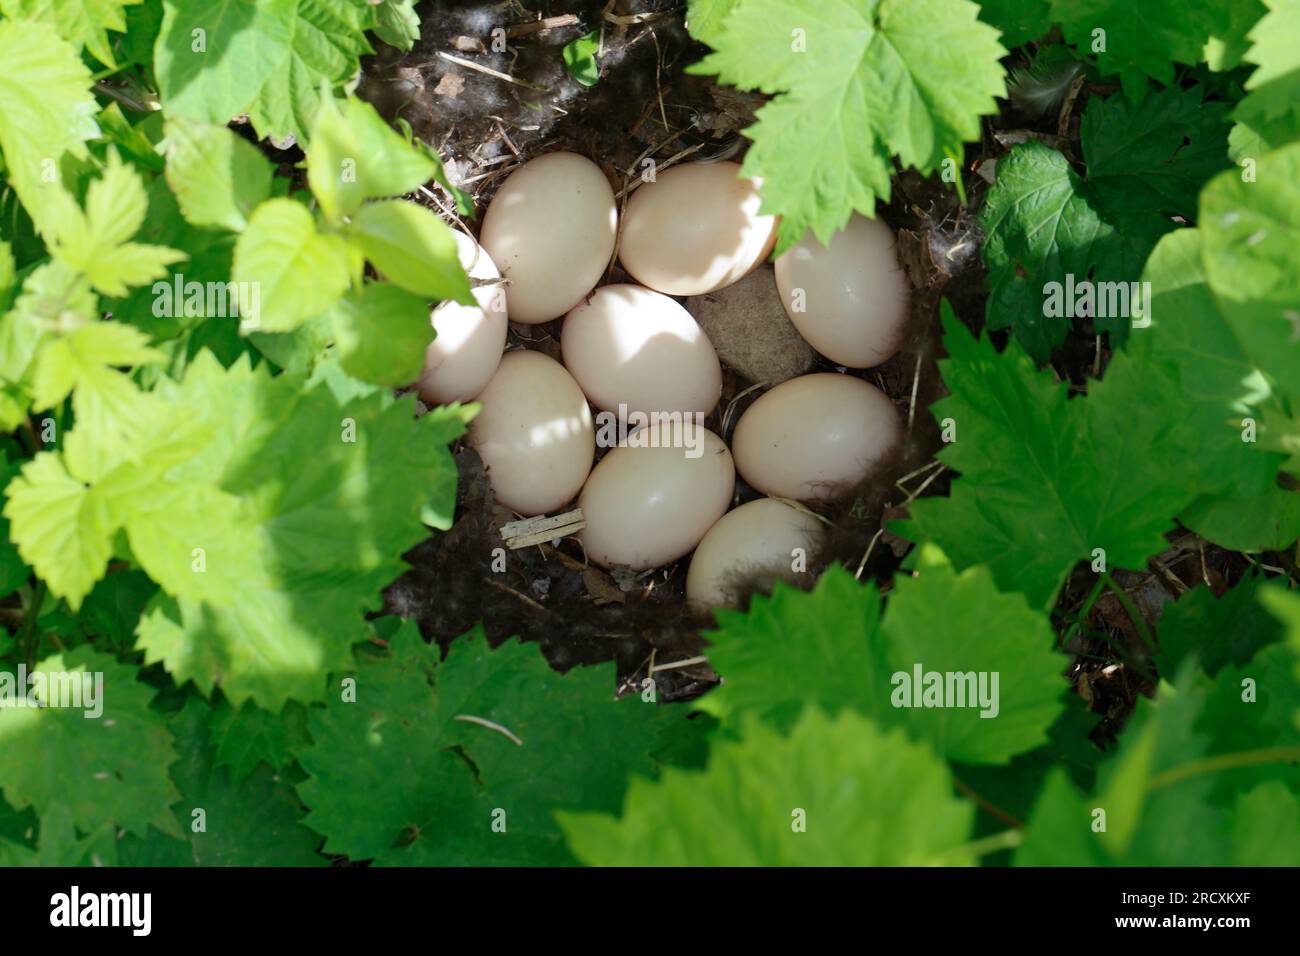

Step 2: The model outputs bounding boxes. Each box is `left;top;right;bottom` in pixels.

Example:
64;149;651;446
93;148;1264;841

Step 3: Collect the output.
430;155;909;603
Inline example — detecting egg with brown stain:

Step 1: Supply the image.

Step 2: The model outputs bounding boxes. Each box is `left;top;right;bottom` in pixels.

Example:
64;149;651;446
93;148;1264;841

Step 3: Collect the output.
686;497;824;608
731;374;900;501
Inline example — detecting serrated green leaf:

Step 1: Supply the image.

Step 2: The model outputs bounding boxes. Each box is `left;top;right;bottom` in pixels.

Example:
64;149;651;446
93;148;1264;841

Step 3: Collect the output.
0;646;181;837
0;21;99;236
899;305;1195;609
156;0;373;145
369;0;419;50
1048;0;1229;93
307;95;436;223
3;453;115;609
560;707;977;866
1157;576;1284;678
231;198;353;332
350;200;473;303
977;0;1052;47
164;118;274;232
299;624;666;865
208;699;309;783
699;561;1064;764
1;0;144;67
685;0;736;46
981;87;1231;360
132;354;465;708
328;282;433;386
692;0;1006;249
119;698;323;865
1231;0;1300;155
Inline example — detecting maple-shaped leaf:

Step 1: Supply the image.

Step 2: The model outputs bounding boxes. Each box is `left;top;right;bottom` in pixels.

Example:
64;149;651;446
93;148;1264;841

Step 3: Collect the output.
299;624;667;865
118;698;324;866
132;353;465;709
1157;576;1285;678
1231;0;1300;155
0;21;99;237
1;0;144;67
981;86;1231;360
699;559;1065;764
0;646;181;838
44;151;187;298
156;0;374;145
691;0;1006;250
560;707;977;866
208;699;311;784
898;305;1195;610
1048;0;1230;93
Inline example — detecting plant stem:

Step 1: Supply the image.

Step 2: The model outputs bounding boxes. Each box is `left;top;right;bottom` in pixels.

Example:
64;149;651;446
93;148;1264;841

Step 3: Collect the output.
1147;747;1300;793
942;828;1023;863
18;579;47;670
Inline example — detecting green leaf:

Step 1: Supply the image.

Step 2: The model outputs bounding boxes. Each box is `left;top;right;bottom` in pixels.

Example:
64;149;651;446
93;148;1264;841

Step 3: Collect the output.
208;699;310;783
368;0;419;50
560;707;977;866
3;453;115;609
156;0;374;144
299;625;667;865
231;198;353;332
328;282;433;386
981;86;1231;360
977;0;1052;47
0;646;181;837
0;20;99;236
119;698;323;865
164;117;274;232
686;0;737;46
133;353;466;708
1199;143;1300;393
899;305;1195;609
1157;576;1284;678
699;560;1064;763
45;152;187;297
691;0;1006;250
562;31;601;87
1047;0;1230;93
1232;0;1300;154
307;95;435;223
350;200;472;302
0;0;144;66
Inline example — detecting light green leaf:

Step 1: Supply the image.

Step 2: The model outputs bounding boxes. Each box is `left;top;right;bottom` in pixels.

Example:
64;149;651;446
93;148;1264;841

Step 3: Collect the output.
328;282;433;386
231;198;353;332
562;31;601;87
0;21;99;236
2;453;115;609
350;200;472;302
164;117;274;232
307;95;435;223
691;0;1006;249
369;0;420;50
1232;0;1300;154
560;707;977;866
1;0;144;66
